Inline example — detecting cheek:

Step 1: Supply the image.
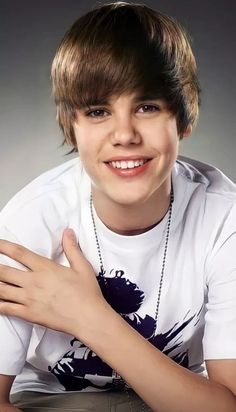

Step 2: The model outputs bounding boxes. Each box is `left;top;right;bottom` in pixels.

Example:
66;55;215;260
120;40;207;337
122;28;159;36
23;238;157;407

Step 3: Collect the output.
74;122;105;152
163;133;179;154
165;118;179;147
74;126;94;158
151;120;179;154
73;127;102;179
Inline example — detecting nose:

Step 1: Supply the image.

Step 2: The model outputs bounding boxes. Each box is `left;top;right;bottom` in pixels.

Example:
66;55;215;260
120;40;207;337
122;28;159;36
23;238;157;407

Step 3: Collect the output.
111;116;141;146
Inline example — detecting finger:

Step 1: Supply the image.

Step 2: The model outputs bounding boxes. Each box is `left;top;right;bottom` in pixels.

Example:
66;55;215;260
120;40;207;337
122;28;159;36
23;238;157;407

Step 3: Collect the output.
0;301;29;320
0;239;53;271
62;229;90;271
0;283;26;305
0;264;28;287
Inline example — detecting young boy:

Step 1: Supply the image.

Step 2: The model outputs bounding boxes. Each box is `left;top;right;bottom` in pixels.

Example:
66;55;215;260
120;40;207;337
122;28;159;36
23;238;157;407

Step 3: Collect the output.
0;2;235;411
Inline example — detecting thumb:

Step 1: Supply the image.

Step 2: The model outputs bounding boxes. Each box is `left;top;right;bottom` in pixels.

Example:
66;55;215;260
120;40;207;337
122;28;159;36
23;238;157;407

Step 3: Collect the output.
62;228;83;270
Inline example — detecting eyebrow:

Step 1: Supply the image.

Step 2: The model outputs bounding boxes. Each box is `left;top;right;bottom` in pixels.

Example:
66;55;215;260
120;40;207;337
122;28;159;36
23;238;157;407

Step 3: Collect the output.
78;99;108;109
78;94;163;109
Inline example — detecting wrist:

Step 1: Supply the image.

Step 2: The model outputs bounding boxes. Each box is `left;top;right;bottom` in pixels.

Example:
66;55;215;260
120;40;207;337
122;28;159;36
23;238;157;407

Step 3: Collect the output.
71;298;118;348
73;302;141;371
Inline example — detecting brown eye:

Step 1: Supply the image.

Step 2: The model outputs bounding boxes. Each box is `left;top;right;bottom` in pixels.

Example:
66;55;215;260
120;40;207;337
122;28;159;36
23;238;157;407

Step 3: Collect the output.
138;104;160;113
86;109;108;118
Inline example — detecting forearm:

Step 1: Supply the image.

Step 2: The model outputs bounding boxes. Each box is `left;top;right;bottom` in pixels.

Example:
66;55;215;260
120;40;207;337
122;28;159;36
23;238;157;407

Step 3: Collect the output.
78;306;236;412
0;404;22;412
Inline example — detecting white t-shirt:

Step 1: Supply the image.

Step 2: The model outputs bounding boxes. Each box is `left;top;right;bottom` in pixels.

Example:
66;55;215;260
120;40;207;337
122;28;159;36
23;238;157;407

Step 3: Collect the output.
0;156;235;394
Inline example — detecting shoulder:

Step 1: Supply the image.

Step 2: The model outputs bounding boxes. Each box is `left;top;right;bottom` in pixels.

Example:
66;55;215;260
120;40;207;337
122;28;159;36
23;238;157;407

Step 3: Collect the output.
176;156;236;196
1;157;82;219
175;157;236;268
0;157;84;256
175;156;236;212
173;156;236;246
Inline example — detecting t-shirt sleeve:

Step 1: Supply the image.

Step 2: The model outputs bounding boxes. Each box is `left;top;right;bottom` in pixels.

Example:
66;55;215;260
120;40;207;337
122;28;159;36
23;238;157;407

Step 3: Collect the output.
0;226;33;375
0;192;68;375
203;204;236;360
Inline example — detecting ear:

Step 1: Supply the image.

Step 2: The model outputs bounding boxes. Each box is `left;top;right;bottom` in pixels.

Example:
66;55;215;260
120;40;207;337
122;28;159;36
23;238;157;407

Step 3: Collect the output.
182;124;192;139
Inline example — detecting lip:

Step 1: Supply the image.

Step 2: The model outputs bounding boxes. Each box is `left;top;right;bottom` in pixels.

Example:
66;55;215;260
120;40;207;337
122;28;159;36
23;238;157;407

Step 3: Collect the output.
105;155;152;162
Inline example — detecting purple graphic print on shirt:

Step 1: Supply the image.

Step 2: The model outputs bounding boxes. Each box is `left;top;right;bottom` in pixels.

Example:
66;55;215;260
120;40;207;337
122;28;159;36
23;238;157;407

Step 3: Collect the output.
48;268;199;391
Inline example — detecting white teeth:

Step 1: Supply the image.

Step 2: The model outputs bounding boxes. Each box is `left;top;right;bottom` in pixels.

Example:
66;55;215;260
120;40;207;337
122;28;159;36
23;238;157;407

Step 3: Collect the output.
120;161;128;169
109;159;148;169
127;161;135;168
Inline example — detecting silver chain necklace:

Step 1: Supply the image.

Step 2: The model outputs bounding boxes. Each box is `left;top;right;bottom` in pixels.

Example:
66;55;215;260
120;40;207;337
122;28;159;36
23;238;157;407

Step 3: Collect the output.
90;187;174;412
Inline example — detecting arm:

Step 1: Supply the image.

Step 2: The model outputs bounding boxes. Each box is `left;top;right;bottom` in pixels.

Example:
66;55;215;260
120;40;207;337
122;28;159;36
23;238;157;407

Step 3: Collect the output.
0;375;22;411
0;231;235;412
0;231;33;405
80;305;236;412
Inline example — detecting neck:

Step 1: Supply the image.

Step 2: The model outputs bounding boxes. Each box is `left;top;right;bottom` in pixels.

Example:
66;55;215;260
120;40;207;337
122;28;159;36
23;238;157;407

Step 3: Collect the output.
91;180;172;236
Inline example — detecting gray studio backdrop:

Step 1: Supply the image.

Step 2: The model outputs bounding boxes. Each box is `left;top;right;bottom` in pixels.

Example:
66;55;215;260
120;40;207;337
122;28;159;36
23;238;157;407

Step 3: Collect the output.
0;0;235;209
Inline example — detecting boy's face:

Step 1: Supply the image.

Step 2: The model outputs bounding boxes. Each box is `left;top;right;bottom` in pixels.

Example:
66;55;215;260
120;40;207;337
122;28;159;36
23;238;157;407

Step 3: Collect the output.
73;92;188;207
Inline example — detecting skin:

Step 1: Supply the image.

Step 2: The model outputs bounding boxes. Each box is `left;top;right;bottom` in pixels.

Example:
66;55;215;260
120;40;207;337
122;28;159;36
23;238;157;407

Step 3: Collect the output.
73;92;190;234
0;93;236;410
0;405;21;412
0;375;21;411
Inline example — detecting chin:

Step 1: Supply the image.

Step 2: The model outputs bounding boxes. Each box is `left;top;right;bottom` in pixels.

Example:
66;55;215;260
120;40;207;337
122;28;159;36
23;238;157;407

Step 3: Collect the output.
108;189;154;207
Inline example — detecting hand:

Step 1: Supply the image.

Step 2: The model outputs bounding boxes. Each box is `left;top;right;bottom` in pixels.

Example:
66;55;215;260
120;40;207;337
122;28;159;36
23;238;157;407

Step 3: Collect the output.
0;229;109;339
0;404;22;412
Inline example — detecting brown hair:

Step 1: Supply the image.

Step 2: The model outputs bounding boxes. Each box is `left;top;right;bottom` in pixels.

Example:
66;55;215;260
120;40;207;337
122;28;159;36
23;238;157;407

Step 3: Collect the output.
51;1;200;153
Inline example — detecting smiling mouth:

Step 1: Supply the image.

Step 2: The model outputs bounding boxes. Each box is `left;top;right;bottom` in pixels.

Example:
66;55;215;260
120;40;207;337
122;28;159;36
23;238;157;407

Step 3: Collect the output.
108;159;150;169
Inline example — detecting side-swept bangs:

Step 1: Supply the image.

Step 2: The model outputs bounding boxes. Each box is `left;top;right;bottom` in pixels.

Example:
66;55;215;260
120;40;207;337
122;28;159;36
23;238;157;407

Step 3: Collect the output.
52;2;200;151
